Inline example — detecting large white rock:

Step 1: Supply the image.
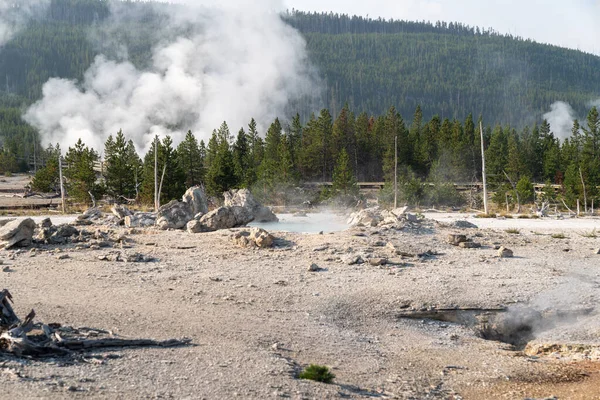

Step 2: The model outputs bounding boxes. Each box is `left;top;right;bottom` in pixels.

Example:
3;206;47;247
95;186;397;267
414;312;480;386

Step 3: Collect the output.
182;186;208;216
0;218;36;249
156;200;193;230
223;189;278;223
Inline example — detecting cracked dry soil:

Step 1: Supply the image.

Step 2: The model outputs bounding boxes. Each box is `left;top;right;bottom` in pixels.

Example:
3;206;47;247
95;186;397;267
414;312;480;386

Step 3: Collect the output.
1;215;600;399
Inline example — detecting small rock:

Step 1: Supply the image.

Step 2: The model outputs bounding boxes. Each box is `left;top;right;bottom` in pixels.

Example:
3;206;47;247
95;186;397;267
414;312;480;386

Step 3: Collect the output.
308;263;321;272
369;258;387;266
458;241;481;249
498;246;514;258
447;234;468;246
594;248;600;255
2;266;9;272
56;254;70;260
313;245;329;252
345;255;364;265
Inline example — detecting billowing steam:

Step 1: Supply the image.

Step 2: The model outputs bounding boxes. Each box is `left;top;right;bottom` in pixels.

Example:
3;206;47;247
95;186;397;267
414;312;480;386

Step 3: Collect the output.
0;0;48;48
25;0;318;153
542;101;578;141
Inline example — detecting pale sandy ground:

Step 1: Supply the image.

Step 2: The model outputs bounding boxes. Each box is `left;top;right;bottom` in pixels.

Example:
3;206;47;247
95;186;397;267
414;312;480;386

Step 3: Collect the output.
1;213;600;399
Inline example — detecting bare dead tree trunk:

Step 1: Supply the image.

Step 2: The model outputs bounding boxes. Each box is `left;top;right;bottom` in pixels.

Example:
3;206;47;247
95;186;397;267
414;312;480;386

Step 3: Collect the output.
502;170;521;213
579;167;588;214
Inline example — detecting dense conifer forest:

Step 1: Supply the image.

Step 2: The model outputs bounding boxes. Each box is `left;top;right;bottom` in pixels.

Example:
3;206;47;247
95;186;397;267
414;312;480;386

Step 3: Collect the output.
2;0;600;209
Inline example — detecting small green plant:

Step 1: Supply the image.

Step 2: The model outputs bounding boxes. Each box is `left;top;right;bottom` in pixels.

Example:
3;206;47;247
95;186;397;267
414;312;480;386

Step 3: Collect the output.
551;233;568;239
505;228;521;234
578;229;598;238
298;364;335;383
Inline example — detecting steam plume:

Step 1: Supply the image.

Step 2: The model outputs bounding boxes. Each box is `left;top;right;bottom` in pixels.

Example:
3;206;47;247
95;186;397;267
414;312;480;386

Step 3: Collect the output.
25;0;318;153
542;101;578;141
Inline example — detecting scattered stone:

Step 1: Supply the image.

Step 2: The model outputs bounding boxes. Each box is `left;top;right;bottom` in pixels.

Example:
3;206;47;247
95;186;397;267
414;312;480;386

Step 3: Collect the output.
0;218;36;249
56;254;70;260
39;218;52;228
345;255;364;265
458;241;481;249
77;208;103;222
454;220;478;229
347;208;381;227
498;246;514;258
125;213;156;228
233;228;274;248
369;258;387;266
223;188;278;222
313;245;329;252
308;263;321;272
594;248;600;255
386;258;405;266
156;200;194;230
293;211;308;217
447;234;468;246
2;266;9;272
111;205;133;219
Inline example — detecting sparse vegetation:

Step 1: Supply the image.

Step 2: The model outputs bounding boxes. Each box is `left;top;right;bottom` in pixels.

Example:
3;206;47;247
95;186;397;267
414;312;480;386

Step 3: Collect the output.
475;213;497;218
505;228;521;234
578;229;598;238
551;233;568;239
298;364;335;383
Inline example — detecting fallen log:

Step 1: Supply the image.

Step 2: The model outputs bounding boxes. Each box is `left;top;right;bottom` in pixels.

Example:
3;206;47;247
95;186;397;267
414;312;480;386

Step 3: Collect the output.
0;289;191;358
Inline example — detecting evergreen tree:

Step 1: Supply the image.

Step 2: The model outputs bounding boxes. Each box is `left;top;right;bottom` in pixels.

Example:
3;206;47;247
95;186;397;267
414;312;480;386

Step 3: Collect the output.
104;129;141;202
64;138;102;204
232;128;251;187
205;130;237;196
176;130;204;188
332;148;357;195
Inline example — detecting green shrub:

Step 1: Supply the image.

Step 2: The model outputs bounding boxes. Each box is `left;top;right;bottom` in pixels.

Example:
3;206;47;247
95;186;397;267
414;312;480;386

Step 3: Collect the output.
298;364;335;383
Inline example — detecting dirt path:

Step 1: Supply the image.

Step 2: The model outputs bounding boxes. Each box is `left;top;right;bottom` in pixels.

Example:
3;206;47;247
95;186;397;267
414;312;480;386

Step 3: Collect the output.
1;215;599;398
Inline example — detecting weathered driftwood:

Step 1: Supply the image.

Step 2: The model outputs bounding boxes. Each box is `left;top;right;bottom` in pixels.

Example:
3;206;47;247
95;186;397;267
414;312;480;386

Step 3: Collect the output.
0;289;191;358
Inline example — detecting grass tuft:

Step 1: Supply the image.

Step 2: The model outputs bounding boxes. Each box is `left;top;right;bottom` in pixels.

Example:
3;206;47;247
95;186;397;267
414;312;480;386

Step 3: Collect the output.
298;364;335;383
578;229;598;238
475;213;497;218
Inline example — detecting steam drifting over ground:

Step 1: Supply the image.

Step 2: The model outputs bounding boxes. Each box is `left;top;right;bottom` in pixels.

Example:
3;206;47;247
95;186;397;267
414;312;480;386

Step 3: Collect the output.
25;0;319;153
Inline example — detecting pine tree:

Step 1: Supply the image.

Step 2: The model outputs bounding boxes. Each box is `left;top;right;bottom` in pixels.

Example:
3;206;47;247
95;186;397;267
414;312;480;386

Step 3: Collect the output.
176;130;204;188
64;138;102;204
31;144;60;193
205;131;237;197
233;128;251;187
104;129;141;202
140;136;186;206
332;148;357;195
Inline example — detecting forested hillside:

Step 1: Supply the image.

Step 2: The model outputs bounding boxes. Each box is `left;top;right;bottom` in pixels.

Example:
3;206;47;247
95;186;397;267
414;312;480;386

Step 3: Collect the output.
2;0;600;210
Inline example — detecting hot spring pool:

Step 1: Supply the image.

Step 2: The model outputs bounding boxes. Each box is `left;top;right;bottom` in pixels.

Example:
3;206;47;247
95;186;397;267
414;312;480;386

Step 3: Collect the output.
249;212;350;233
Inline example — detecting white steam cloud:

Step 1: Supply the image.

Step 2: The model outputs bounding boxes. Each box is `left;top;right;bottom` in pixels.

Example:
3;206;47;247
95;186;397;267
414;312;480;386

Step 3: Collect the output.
0;0;48;48
543;99;600;141
542;101;578;141
25;0;318;154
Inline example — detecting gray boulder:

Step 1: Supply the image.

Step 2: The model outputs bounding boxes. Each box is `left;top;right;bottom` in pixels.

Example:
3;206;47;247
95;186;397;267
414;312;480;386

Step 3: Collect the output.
182;186;208;215
0;218;36;249
223;189;278;223
233;227;275;248
156;200;193;230
125;212;156;228
78;207;103;221
191;206;252;232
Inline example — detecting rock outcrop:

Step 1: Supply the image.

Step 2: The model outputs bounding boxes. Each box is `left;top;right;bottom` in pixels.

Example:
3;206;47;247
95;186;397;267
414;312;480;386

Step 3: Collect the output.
188;206;253;233
182;186;208;216
0;218;36;249
224;189;278;223
156;200;194;230
111;205;133;219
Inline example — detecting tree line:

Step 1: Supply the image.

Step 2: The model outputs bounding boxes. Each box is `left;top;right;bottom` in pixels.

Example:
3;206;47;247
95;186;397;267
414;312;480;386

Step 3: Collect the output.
28;104;600;210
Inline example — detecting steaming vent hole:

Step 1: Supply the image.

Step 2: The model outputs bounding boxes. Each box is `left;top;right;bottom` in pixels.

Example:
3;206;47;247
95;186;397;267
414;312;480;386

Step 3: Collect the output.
398;306;595;350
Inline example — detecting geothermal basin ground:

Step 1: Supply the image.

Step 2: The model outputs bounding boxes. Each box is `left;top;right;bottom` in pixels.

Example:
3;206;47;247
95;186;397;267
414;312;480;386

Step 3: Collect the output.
1;212;600;399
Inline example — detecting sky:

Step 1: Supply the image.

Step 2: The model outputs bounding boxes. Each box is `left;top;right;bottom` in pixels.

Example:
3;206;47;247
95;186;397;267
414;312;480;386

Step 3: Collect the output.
284;0;600;55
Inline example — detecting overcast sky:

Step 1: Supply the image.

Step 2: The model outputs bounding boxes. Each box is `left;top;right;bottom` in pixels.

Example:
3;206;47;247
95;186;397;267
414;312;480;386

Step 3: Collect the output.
283;0;600;55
